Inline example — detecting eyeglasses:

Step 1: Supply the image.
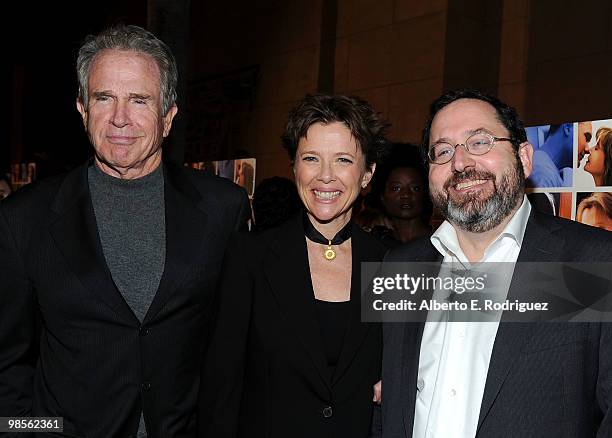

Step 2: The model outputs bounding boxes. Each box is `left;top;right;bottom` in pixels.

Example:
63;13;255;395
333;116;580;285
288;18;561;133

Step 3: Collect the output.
428;132;514;164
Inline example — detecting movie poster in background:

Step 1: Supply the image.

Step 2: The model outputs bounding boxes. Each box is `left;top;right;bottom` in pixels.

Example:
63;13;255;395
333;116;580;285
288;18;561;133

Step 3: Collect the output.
186;158;256;198
525;118;612;233
10;162;36;189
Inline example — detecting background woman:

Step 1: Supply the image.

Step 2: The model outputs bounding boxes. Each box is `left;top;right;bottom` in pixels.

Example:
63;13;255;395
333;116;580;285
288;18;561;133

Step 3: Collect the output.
200;94;389;438
367;144;432;244
585;127;612;186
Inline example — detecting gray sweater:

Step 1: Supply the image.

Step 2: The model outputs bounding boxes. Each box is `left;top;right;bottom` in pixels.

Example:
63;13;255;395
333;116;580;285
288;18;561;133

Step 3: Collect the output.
88;163;166;438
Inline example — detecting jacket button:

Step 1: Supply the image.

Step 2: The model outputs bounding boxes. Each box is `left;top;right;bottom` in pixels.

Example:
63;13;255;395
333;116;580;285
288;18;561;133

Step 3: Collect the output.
139;326;149;336
141;381;151;391
322;406;333;418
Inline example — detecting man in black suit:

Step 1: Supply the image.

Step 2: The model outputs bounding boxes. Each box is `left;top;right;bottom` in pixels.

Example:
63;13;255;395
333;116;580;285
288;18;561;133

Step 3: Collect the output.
373;89;612;437
0;25;249;437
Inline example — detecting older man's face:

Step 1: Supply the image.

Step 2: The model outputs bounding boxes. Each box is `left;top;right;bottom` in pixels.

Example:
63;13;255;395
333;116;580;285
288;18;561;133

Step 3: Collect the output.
77;49;177;179
428;98;533;233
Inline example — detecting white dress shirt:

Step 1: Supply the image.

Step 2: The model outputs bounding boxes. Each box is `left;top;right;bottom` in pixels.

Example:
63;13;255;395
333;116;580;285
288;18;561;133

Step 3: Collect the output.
412;196;531;438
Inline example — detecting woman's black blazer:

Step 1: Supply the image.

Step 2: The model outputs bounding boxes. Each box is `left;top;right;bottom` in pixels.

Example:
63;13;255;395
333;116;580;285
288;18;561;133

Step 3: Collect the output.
199;213;388;438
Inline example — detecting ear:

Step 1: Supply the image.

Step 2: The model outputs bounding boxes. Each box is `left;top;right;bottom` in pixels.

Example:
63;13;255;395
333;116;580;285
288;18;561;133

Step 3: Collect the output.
162;104;178;137
76;99;88;128
518;142;534;179
361;163;376;188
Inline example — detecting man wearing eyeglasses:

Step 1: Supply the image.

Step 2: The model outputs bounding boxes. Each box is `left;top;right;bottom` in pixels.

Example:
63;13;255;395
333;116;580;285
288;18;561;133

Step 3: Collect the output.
372;89;612;438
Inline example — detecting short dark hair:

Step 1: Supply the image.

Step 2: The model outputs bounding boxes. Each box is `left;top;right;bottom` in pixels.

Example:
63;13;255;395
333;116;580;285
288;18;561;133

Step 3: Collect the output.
371;143;433;221
420;88;528;166
281;94;390;168
77;24;177;115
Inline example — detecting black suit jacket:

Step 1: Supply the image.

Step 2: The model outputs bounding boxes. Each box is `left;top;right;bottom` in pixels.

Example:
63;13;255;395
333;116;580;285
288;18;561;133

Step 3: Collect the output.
199;213;387;438
0;161;250;438
373;212;612;438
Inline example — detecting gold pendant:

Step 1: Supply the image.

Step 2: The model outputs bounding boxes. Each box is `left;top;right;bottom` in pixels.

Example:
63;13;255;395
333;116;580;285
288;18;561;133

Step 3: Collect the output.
324;240;336;261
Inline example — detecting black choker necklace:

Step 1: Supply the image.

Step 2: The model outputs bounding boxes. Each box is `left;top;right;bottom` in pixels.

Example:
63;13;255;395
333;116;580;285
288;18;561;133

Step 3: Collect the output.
303;211;352;261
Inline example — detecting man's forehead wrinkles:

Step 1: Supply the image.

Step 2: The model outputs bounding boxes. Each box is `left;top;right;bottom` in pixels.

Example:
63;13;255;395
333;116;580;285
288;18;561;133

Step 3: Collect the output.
431;129;484;144
432;124;504;144
90;89;157;99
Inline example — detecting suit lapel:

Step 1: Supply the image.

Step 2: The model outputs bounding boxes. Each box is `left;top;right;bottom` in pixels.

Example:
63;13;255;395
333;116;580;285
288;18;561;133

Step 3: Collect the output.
402;321;426;437
396;243;442;437
143;163;208;322
264;214;332;390
49;162;138;324
477;212;565;431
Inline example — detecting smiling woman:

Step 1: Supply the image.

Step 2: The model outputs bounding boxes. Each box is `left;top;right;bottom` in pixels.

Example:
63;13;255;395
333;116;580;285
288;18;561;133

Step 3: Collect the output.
293;122;370;232
201;94;391;438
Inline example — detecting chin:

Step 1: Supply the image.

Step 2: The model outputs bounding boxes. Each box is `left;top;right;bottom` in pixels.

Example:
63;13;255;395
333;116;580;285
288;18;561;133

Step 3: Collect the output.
398;213;421;220
306;199;350;220
450;188;492;206
584;162;601;175
308;208;348;224
309;213;339;224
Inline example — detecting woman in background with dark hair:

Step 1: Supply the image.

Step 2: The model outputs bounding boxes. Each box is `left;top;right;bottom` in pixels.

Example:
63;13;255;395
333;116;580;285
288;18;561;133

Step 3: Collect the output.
200;94;389;438
366;144;432;244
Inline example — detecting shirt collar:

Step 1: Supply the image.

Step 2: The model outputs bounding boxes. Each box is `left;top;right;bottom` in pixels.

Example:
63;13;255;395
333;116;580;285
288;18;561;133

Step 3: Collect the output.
431;195;532;260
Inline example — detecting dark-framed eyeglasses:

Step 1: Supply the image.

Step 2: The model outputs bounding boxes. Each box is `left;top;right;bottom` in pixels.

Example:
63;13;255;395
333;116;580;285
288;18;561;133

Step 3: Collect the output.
428;132;514;164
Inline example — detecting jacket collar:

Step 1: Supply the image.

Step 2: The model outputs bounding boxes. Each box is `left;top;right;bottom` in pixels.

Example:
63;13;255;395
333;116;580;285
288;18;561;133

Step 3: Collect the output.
398;211;566;435
263;213;383;390
49;160;209;325
476;210;565;431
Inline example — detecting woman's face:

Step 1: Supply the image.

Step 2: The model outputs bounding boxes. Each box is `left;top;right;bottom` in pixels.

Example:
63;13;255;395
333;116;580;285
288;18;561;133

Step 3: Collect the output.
294;122;374;225
585;140;606;182
382;167;426;220
579;206;612;231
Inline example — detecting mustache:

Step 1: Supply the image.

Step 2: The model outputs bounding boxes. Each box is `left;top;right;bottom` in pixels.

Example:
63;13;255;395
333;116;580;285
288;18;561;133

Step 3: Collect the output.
443;169;495;191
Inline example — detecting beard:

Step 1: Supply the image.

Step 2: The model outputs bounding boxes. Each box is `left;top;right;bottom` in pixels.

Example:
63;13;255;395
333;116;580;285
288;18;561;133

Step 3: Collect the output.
431;153;525;233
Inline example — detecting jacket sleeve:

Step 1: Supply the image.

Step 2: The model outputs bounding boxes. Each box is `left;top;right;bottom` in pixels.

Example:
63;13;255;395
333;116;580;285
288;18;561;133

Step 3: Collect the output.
370;403;382;438
597;323;612;437
198;233;253;438
0;203;38;416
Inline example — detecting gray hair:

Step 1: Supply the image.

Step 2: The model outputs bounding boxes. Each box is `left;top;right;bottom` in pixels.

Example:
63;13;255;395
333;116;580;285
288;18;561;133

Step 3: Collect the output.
76;24;177;115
